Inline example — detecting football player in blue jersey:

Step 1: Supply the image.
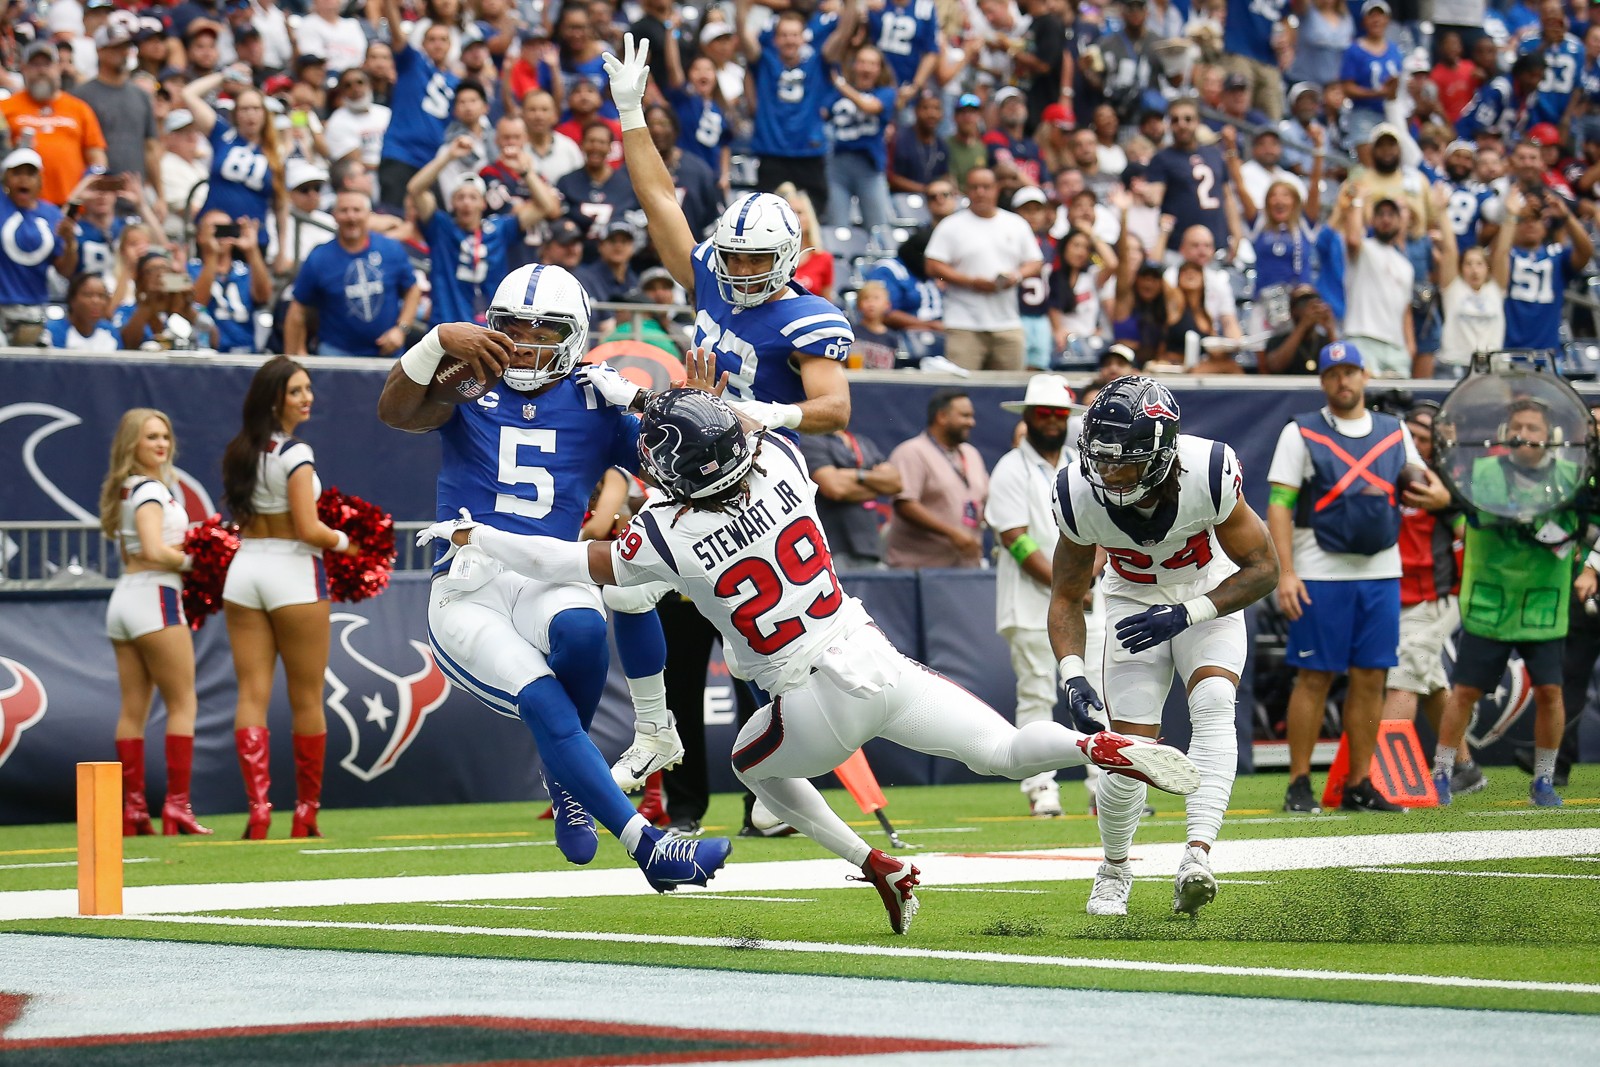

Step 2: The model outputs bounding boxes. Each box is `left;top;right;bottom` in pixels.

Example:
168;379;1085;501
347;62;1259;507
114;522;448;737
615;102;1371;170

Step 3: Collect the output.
375;263;726;892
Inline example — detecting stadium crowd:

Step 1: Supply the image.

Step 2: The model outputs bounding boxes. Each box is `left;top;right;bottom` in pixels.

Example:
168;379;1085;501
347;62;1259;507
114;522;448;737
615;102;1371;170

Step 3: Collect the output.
6;0;1600;373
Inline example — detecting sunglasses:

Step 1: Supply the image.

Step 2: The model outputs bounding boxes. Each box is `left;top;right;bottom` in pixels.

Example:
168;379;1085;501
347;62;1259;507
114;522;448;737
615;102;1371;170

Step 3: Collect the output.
927;189;954;200
1030;407;1073;419
295;182;326;193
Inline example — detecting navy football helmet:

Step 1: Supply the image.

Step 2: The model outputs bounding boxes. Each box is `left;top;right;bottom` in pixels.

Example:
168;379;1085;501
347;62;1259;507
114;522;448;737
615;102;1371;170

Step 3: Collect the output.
638;389;755;503
1078;377;1181;507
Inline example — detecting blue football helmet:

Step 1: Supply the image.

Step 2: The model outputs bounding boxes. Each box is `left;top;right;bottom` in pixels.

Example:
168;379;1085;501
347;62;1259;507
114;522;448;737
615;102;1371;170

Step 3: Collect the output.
1078;376;1181;507
638;389;755;503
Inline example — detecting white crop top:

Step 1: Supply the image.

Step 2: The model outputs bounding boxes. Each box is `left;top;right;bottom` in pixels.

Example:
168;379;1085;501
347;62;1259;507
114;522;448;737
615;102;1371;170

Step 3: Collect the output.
120;477;188;557
251;433;321;514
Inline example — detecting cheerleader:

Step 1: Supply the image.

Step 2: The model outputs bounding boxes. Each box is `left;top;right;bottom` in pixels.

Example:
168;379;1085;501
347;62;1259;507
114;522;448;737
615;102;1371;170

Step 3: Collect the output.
98;409;210;836
221;357;357;839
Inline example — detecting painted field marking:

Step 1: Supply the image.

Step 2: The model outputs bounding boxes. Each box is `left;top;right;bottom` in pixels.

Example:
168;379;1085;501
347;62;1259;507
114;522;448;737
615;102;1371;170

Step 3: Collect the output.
1131;878;1275;886
1490;798;1600;807
1227;816;1352;826
1467;808;1600;818
1571;857;1600;862
178;839;305;848
302;842;559;856
105;913;1600;997
377;832;536;841
1353;866;1600;881
0;848;76;858
0;859;158;871
931;888;1046;895
884;827;982;835
423;903;558;913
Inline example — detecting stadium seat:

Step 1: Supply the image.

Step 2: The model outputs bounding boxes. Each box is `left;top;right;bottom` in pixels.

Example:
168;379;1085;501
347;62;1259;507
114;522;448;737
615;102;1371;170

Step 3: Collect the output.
891;193;930;227
824;226;871;260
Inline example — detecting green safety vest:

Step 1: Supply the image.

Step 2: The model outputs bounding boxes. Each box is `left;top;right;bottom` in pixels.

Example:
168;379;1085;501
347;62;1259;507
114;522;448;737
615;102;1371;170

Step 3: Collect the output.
1460;455;1586;642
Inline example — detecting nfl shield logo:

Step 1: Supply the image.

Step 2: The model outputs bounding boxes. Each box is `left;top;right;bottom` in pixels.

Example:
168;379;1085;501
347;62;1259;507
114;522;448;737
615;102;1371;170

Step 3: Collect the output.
522;403;537;421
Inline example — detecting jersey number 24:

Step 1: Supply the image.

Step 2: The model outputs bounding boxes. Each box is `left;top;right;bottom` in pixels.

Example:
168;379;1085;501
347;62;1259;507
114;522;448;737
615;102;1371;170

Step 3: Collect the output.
1105;531;1212;584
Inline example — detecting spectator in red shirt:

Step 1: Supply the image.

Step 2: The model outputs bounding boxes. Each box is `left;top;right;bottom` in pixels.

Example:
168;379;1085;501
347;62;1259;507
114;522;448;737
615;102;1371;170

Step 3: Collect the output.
1430;30;1482;123
555;77;621;168
775;181;835;302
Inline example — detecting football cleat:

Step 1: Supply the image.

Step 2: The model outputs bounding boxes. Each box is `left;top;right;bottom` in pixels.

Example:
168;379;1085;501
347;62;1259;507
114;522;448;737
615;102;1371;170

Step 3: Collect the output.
1022;773;1063;817
741;798;798;838
1078;731;1200;795
1531;776;1564;807
852;848;920;934
1172;845;1216;916
1432;769;1452;807
611;719;686;792
1341;778;1404;813
634;826;731;891
1086;860;1133;916
547;778;598;865
1451;760;1488;796
1283;774;1321;813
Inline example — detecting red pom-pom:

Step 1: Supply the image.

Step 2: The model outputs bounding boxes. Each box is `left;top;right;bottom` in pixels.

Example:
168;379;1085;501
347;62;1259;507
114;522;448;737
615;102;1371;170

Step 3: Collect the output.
317;487;396;603
181;515;240;630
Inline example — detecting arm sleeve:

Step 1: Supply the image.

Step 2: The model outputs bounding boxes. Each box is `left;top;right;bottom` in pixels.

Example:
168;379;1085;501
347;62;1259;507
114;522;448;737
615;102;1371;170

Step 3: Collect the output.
1265;421;1310;487
474;527;598;583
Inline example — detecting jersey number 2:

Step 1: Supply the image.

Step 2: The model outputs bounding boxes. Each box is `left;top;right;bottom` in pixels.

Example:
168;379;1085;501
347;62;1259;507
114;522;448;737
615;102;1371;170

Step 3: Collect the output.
1105;531;1212;584
714;517;841;654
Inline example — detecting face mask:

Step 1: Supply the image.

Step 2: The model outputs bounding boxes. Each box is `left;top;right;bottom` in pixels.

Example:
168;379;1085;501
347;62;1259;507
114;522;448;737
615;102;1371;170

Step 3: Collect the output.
27;76;56;101
346;91;372;112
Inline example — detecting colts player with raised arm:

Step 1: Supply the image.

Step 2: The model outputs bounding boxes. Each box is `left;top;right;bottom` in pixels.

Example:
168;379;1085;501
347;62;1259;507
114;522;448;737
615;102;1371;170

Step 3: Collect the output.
375;263;730;892
415;387;1201;935
1048;378;1280;918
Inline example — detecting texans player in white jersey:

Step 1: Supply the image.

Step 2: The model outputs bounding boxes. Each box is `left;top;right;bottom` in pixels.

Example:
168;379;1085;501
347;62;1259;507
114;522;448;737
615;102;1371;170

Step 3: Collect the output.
1049;378;1280;918
417;386;1203;936
376;263;730;892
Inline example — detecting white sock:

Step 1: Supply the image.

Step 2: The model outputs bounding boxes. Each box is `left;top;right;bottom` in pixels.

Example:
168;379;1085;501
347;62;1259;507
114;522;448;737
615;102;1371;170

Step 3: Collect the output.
619;813;649;857
1434;745;1457;777
994;720;1092;778
1096;762;1148;863
739;773;873;866
1534;747;1558;782
625;672;670;733
1184;676;1238;848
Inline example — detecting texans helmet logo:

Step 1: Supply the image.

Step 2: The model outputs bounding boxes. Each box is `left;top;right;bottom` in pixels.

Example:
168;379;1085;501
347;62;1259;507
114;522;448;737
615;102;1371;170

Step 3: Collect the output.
1141;392;1180;422
324;614;451;782
0;657;47;772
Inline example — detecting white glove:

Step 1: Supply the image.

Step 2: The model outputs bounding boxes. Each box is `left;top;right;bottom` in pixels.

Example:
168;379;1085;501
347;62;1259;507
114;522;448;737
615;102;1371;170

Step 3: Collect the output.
727;398;803;430
414;507;481;564
601;33;650;131
575;363;644;410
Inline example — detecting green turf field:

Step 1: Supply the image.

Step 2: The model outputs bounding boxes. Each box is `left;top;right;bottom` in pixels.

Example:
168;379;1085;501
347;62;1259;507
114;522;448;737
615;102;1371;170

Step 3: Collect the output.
3;770;1598;1018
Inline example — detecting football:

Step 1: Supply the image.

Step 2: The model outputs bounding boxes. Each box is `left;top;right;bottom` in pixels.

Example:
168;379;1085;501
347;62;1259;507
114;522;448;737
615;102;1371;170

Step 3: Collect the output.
425;357;498;404
1395;464;1427;503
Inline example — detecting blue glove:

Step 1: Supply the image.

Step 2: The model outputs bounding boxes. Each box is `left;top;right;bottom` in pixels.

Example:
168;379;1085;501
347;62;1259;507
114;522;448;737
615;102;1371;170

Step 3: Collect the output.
1060;673;1105;733
1115;603;1191;654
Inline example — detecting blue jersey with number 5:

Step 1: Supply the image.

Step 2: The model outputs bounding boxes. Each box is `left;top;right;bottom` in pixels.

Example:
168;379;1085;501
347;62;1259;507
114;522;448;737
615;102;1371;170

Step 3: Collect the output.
387;43;460;168
1505;242;1575;351
433;376;640;571
689;240;853;410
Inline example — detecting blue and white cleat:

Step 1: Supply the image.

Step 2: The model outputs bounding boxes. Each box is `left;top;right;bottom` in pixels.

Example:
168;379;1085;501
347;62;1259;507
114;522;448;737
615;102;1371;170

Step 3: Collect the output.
547;778;598;865
1432;769;1452;807
635;826;731;891
1531;776;1564;808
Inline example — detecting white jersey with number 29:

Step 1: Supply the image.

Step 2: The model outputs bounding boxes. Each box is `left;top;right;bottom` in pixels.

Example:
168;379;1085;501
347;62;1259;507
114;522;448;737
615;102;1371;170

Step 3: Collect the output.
610;433;873;694
1053;434;1242;606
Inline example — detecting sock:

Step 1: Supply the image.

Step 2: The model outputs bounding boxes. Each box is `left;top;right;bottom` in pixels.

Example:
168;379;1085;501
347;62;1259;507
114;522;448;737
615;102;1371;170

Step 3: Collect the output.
1184;676;1238;848
1095;759;1148;863
619;813;648;856
1534;747;1558;782
989;720;1093;779
613;607;668;677
1434;744;1457;777
546;608;610;730
737;770;873;866
623;672;671;733
516;677;638;842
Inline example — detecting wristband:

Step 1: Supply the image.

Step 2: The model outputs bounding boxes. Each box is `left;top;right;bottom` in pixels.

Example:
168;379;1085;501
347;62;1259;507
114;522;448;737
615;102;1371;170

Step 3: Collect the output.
331;530;350;553
1059;655;1086;680
856;468;867;484
618;106;647;133
400;325;447;385
1182;595;1219;625
1007;533;1040;563
179;553;194;573
774;403;803;430
1268;484;1299;510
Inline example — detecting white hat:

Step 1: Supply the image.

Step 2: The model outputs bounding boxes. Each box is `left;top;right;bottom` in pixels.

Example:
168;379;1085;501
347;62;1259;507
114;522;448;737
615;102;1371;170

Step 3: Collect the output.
993;86;1025;107
1000;374;1086;413
47;4;84;36
164;108;195;134
2;148;43;172
286;158;329;190
700;21;735;45
1011;186;1048;208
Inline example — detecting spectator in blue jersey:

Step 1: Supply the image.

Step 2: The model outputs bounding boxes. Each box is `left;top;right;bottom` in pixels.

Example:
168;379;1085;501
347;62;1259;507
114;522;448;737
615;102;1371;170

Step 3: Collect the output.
642;104;723;241
556;3;616;118
867;0;943;114
1494;182;1595;351
1571;24;1600;152
114;251;213;350
181;69;287;258
1144;98;1233;252
285;190;422;357
864;224;946;341
1458;51;1544;142
1240;125;1326;311
660;35;732;195
1222;0;1290;121
1519;0;1584;128
889;93;950;195
69;173;147;283
984;87;1050;188
379;0;460;209
47;273;118;351
826;45;898;238
189;211;270;354
735;0;852;217
0;148;77;345
555;121;640;256
409;136;545;327
1440;138;1495;245
1341;0;1405;165
574;220;641;328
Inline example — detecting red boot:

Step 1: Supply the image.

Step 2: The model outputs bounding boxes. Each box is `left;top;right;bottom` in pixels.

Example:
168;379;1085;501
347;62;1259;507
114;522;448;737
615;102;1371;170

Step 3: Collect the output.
235;726;272;839
116;738;154;836
290;732;326;838
161;734;212;835
635;771;669;827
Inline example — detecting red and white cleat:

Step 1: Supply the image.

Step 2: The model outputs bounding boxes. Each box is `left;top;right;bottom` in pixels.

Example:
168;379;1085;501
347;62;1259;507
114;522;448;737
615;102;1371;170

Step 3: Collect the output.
1079;731;1200;796
852;848;921;935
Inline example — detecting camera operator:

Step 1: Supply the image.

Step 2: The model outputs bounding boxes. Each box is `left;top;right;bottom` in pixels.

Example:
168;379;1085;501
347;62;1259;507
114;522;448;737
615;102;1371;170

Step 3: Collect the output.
115;250;214;351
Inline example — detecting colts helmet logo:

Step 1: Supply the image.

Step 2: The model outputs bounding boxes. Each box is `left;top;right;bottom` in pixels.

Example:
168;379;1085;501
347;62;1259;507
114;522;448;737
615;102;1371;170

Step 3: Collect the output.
1140;387;1180;422
0;657;47;772
324;614;451;782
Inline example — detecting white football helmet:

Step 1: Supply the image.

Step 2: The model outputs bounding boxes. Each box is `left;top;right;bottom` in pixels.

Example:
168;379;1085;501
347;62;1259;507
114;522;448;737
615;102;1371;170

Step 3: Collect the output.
711;192;803;308
486;263;592;392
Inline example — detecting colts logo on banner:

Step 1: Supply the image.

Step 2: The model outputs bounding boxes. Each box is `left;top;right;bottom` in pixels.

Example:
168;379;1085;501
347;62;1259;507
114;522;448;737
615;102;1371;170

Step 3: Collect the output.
324;614;451;781
0;657;47;771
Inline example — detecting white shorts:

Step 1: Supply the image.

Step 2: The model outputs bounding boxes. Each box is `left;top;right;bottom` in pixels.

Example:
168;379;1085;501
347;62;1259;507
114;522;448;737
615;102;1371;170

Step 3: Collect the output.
1390;596;1459;696
222;539;327;612
1100;593;1248;726
106;570;185;641
602;579;674;614
427;566;604;719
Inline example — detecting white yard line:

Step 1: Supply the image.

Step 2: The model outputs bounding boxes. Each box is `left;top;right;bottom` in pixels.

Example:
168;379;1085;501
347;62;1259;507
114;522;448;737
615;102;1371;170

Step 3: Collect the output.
422;903;557;912
2;828;1596;922
102;913;1600;997
301;841;558;856
1353;867;1600;881
0;858;159;871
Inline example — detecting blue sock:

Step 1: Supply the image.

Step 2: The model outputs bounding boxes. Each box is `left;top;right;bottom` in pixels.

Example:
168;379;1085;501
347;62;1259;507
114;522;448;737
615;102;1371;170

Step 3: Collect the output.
613;607;667;678
546;608;609;732
517;676;639;839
